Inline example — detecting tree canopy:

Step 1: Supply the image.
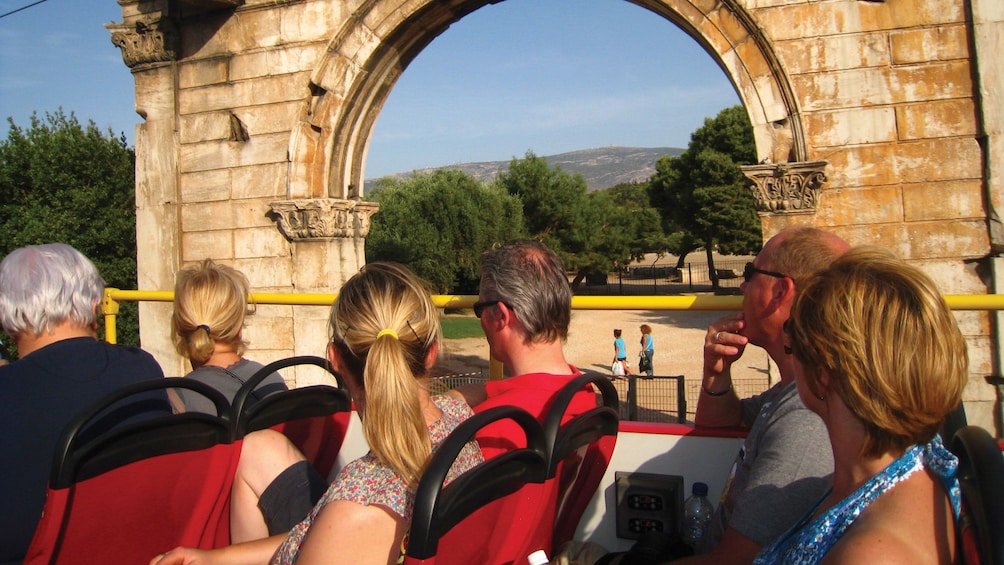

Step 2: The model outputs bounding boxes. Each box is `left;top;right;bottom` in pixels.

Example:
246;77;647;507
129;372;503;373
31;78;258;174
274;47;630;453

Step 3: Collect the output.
365;168;525;293
494;152;665;287
647;105;762;285
0;110;139;346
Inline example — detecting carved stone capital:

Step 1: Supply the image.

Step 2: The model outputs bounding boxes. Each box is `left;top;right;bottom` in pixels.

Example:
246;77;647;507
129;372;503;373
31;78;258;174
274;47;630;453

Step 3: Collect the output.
106;18;178;68
740;160;828;214
269;199;380;241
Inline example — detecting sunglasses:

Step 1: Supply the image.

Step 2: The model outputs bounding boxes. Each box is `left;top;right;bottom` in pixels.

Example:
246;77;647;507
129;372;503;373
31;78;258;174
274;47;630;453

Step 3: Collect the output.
743;261;787;283
473;300;508;319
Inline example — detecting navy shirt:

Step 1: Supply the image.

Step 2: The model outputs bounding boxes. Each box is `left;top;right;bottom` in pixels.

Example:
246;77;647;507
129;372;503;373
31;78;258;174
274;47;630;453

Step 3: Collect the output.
0;337;167;564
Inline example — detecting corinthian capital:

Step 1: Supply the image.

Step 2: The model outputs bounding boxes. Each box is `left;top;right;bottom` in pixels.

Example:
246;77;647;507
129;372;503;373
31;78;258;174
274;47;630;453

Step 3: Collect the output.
740;161;828;214
106;18;178;68
269;199;380;241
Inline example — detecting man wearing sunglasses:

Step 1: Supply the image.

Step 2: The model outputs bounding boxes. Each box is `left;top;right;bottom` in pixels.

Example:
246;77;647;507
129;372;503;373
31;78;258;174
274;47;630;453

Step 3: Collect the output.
667;227;849;565
447;239;596;459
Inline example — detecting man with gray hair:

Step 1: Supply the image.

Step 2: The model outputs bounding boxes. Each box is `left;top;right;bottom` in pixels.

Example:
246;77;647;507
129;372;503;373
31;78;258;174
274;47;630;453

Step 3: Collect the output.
662;226;849;565
449;239;596;457
0;243;166;565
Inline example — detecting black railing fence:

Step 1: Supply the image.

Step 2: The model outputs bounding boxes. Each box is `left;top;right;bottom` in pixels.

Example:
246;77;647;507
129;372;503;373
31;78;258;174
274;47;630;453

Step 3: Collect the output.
580;259;750;295
431;372;772;424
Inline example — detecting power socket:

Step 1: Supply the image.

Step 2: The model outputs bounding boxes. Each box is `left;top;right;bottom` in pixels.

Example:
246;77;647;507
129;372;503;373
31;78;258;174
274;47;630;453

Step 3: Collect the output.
614;471;684;540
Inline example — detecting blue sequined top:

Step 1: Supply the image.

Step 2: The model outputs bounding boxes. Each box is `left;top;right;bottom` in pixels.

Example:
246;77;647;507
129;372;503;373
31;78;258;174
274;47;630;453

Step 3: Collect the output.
753;435;960;565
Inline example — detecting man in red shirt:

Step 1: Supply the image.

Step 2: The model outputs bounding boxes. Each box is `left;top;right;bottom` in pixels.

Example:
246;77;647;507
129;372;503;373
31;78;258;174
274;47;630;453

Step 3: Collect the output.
449;239;598;457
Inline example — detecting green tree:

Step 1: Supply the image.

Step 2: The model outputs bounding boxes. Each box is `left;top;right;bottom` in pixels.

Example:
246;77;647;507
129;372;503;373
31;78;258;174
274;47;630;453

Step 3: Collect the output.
365;168;525;293
495;153;665;287
648;105;762;288
0;110;139;346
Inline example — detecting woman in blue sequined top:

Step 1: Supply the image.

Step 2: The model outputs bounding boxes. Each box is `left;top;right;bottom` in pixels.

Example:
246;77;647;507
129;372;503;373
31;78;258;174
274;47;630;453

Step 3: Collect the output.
755;246;967;565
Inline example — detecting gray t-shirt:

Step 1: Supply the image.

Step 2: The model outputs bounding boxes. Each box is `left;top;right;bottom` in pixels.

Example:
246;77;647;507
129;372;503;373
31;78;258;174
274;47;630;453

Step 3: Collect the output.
708;380;833;548
178;357;287;414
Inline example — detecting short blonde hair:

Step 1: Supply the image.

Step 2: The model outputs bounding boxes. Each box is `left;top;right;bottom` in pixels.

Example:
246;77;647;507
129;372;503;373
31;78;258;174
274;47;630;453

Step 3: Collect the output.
172;259;253;364
788;246;967;457
329;262;442;485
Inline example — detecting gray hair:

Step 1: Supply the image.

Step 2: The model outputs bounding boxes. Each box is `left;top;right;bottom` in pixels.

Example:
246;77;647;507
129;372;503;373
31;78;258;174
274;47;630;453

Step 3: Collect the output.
0;243;106;338
479;240;571;343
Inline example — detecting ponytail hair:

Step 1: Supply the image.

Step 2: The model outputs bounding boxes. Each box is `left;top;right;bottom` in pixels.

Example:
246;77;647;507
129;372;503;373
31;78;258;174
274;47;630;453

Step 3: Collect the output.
171;259;254;364
329;262;442;484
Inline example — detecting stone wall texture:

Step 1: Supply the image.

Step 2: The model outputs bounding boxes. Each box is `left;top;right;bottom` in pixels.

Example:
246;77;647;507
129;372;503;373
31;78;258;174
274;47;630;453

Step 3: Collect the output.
114;0;1004;433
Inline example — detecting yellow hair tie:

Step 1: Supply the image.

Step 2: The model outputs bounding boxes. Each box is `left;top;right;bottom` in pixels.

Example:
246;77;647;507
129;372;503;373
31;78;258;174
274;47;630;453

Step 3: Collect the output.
376;329;399;340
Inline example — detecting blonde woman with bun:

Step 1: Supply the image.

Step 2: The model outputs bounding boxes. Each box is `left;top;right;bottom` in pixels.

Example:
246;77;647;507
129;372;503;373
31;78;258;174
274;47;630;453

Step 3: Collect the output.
171;259;287;413
152;262;483;565
754;246;967;565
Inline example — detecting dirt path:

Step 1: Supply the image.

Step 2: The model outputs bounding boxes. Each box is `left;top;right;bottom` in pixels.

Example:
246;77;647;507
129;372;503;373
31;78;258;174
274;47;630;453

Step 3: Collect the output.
432;308;774;383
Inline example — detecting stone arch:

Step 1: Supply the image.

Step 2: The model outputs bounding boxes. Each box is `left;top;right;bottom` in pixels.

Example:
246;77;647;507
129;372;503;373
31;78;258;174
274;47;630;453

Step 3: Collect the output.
287;0;808;202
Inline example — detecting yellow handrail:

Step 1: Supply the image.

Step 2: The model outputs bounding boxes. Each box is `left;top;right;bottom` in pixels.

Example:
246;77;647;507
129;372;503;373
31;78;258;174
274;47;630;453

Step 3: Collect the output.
100;288;1004;344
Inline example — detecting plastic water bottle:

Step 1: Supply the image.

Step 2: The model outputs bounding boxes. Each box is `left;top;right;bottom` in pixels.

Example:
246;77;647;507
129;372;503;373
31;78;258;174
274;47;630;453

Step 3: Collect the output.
527;549;550;565
682;482;714;554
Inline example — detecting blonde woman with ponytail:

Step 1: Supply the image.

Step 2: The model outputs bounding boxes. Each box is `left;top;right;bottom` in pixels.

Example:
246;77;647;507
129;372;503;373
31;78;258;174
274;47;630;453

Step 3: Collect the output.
151;263;483;565
270;262;483;564
171;259;287;413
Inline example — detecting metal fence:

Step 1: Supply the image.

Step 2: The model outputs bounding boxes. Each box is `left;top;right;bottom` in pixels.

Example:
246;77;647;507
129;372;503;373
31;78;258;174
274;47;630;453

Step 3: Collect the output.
430;372;772;424
580;259;749;295
607;374;772;423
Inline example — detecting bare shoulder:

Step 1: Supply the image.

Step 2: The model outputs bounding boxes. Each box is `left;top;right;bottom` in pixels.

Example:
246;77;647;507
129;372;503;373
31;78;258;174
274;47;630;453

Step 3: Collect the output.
297;501;407;565
825;471;955;565
823;525;923;565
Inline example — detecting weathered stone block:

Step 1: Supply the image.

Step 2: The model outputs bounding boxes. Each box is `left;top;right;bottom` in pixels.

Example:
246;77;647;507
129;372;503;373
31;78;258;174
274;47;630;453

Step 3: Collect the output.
179;73;310;116
838;221;986;262
232;256;294;288
233;101;305;136
913;260;991;298
229;44;326;82
280;1;342;43
178;83;237;116
814;185;903;226
822;138;981;188
803;106;897;147
896;138;982;183
178;57;229;89
244;314;295;351
182;200;236;232
895;99;978;140
234;226;291;259
179;140;232;174
902;180;985;222
232;132;291;169
775;33;890;75
706;5;750;48
906;220;988;259
819;144;900;187
232;197;279;229
221;7;282;51
180;169;231;203
890;25;970;65
179;110;233;144
232;163;288;200
795;61;972;111
181;230;234;262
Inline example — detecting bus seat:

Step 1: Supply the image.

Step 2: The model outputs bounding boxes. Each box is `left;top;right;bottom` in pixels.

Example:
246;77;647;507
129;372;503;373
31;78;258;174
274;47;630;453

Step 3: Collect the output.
406;405;549;565
544;373;620;554
232;356;352;479
24;378;238;564
951;425;1004;565
454;373;611;561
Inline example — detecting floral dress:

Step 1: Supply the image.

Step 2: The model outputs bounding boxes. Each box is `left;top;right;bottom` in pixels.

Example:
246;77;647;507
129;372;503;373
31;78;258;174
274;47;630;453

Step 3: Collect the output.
752;435;961;565
271;395;484;564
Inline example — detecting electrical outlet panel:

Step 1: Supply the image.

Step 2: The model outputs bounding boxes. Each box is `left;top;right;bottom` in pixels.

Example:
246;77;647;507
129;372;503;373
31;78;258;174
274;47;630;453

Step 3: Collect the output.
614;471;684;540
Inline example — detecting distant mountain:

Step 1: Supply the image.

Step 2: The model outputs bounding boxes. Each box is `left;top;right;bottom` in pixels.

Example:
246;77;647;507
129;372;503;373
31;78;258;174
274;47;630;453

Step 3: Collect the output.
364;146;684;192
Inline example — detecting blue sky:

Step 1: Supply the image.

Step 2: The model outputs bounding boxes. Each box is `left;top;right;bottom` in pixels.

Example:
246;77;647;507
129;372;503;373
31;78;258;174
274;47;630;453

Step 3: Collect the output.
0;0;739;179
